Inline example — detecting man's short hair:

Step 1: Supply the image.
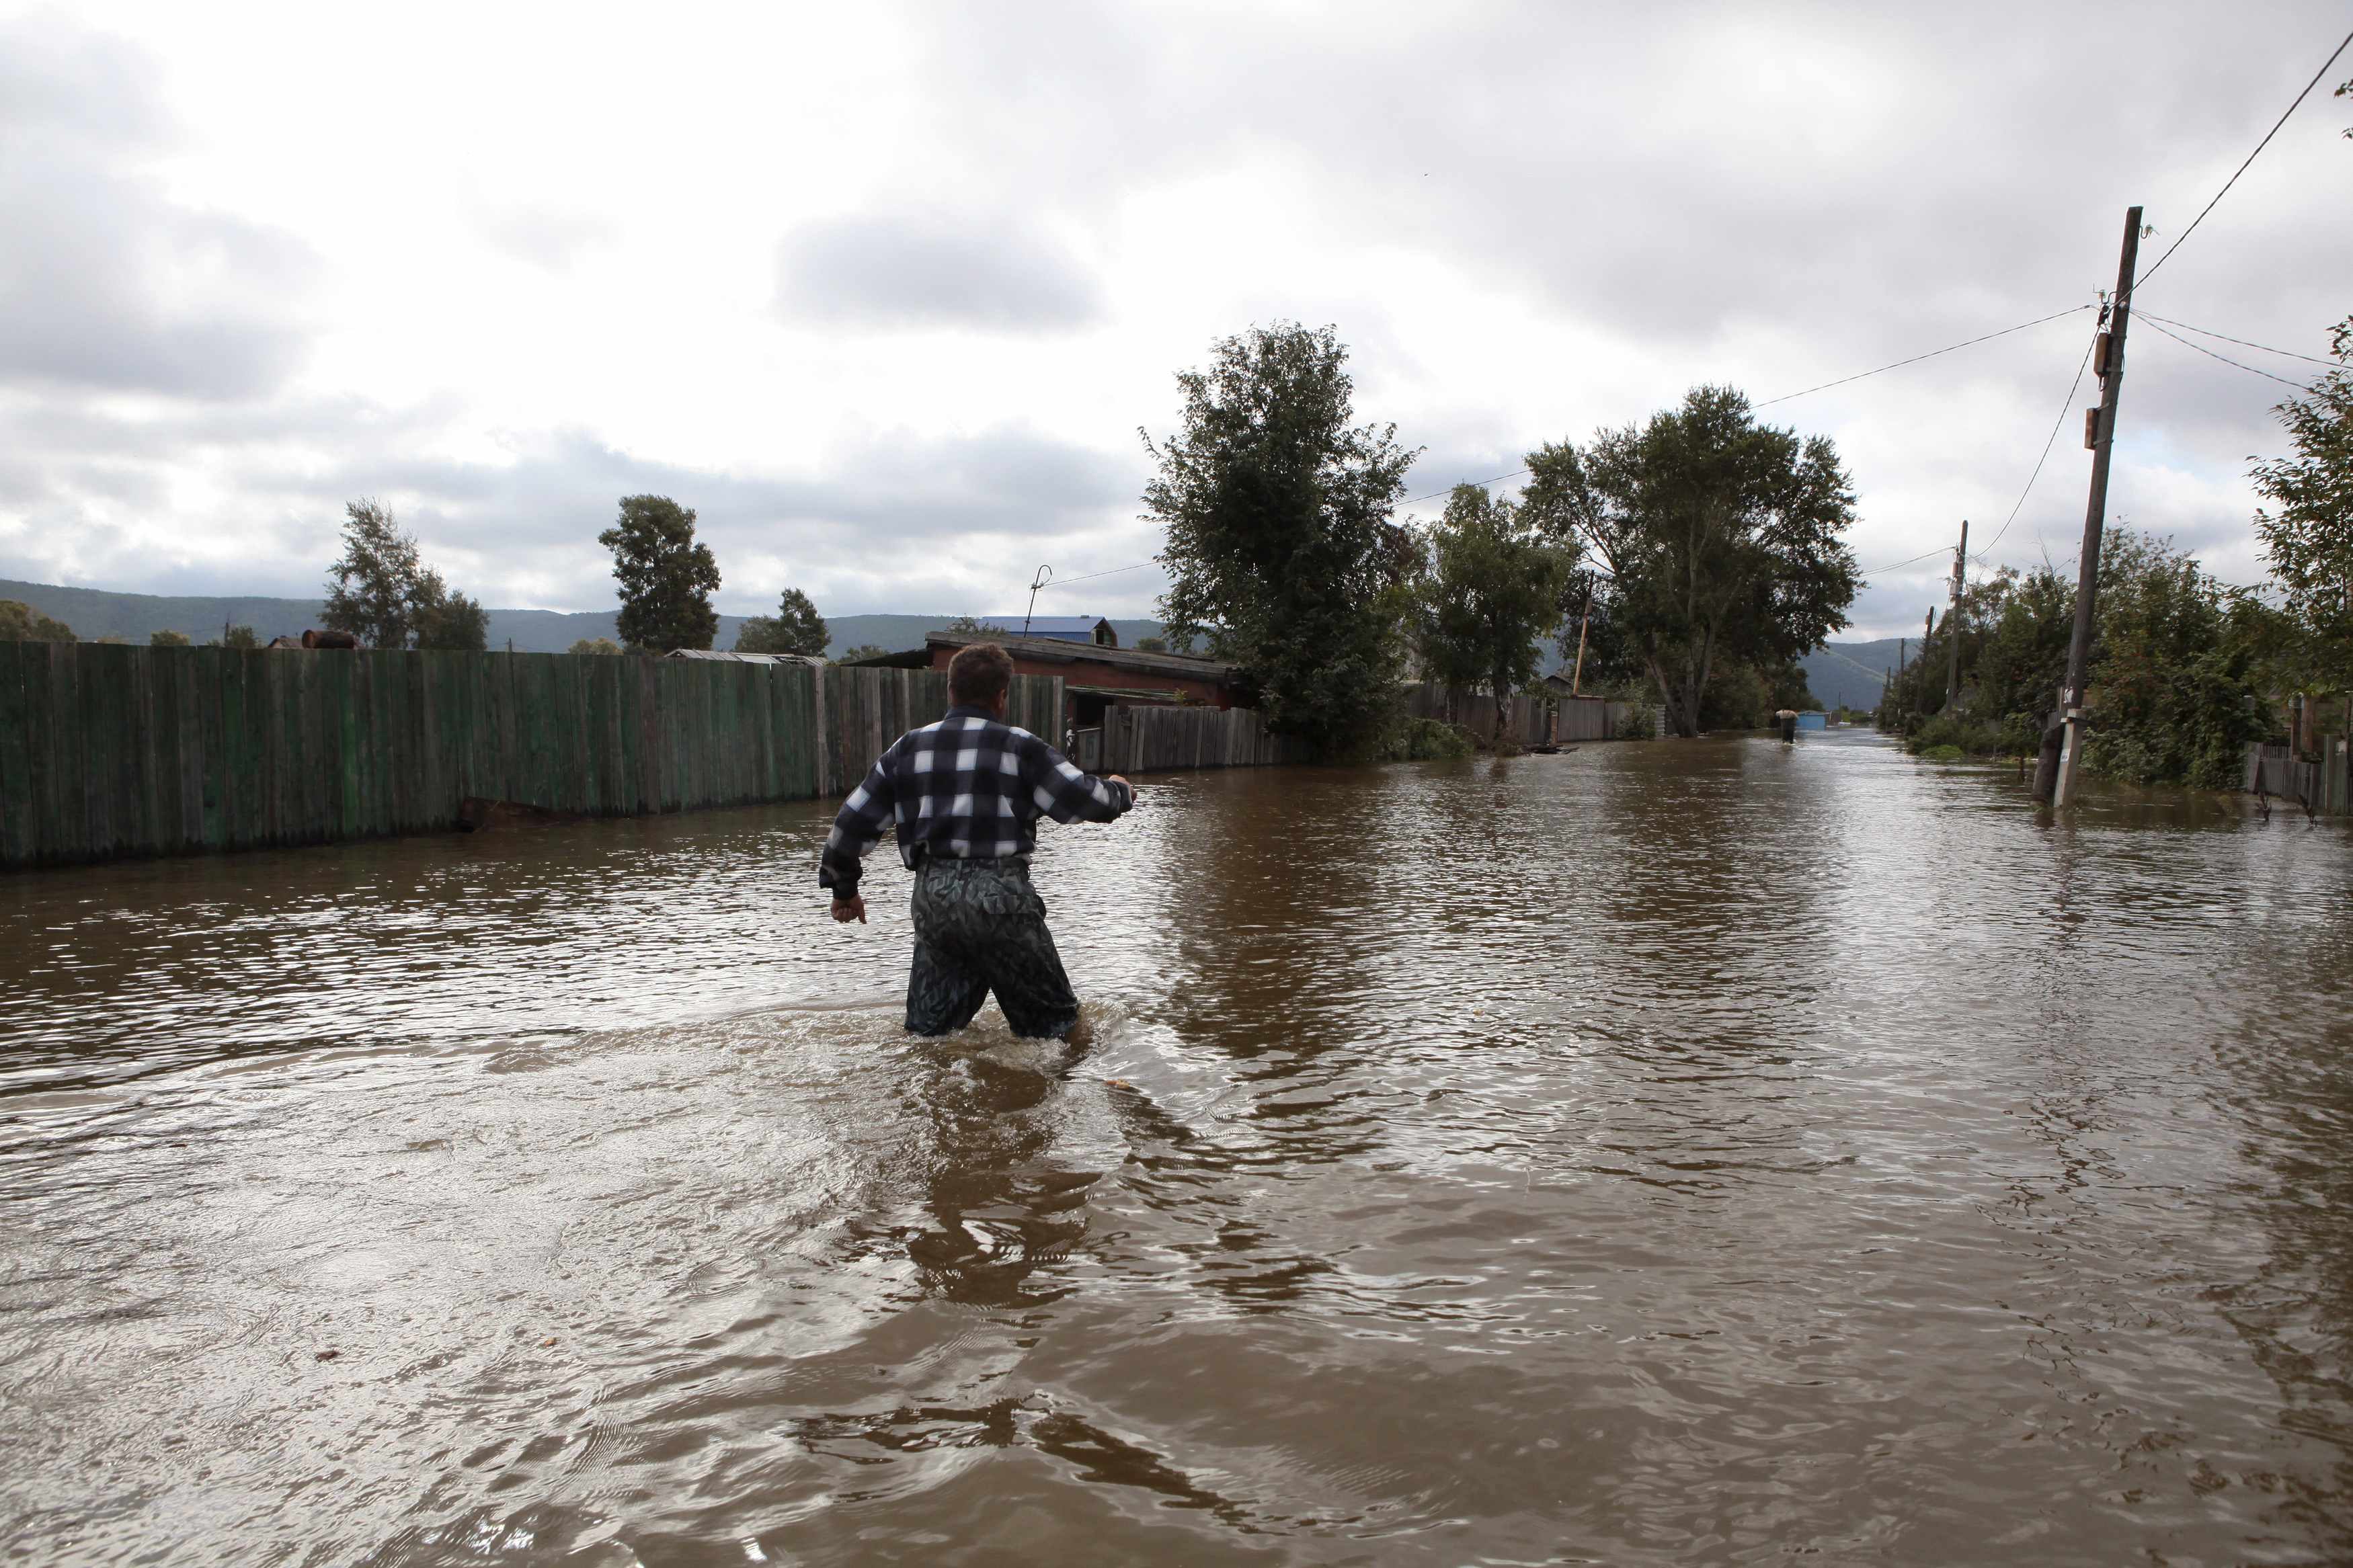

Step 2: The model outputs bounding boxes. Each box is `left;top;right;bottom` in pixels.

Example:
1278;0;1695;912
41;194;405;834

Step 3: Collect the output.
948;642;1015;707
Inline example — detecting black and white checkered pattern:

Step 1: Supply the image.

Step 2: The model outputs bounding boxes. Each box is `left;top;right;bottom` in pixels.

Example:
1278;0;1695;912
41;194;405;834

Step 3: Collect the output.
820;705;1133;897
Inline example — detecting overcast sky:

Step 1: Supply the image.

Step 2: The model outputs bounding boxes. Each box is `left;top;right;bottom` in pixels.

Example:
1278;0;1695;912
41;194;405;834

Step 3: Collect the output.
2;1;2346;638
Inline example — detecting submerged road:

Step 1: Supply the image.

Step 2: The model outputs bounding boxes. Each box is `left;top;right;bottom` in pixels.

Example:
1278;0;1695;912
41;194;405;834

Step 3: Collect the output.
3;732;2351;1565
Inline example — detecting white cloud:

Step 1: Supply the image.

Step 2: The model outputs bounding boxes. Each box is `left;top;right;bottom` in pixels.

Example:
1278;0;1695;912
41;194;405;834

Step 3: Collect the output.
3;0;2346;635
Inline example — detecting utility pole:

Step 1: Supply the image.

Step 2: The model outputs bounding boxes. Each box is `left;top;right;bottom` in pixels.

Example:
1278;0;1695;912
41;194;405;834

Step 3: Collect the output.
1023;564;1053;636
1896;637;1907;725
2048;205;2142;808
1945;520;1968;707
1920;611;1939;714
1570;583;1594;696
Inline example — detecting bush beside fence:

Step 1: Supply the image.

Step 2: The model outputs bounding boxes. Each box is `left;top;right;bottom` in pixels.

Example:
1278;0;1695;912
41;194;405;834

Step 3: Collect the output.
0;644;1060;868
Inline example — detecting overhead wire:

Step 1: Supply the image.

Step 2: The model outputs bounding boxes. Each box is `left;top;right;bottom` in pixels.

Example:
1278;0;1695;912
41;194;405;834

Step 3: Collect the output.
1751;304;2093;408
2136;23;2353;287
1972;317;2104;563
2134;309;2347;370
2138;315;2321;392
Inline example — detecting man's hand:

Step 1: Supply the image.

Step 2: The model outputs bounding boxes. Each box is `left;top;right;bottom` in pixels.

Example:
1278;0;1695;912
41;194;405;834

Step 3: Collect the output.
1109;774;1138;800
830;894;867;924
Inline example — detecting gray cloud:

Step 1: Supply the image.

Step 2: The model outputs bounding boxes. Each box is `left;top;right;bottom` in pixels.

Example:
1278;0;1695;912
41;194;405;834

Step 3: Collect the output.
0;15;316;399
0;395;1144;616
777;213;1106;331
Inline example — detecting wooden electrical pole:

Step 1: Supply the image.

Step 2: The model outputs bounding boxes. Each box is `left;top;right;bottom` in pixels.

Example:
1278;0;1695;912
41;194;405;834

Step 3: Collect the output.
2050;206;2142;808
1569;583;1593;696
1923;606;1936;705
1945;519;1968;707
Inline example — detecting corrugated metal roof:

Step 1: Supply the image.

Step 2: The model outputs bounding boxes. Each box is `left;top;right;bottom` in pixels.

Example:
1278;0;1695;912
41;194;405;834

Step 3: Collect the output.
991;616;1106;637
664;649;827;666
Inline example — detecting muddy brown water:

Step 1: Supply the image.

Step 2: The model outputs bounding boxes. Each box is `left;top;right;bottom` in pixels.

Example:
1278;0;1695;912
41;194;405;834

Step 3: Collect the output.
4;732;2352;1566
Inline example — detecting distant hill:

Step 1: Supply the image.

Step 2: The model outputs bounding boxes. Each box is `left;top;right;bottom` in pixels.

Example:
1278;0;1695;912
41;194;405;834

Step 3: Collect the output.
1799;639;1903;711
0;579;1164;658
1;577;1905;705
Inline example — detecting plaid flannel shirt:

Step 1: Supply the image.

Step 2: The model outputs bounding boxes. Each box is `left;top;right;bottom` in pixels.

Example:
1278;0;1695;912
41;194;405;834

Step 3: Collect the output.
820;705;1133;898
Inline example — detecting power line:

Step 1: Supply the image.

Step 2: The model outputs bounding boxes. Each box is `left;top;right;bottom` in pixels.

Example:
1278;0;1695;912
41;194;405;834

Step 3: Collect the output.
1751;305;2092;408
2135;309;2348;370
1400;468;1529;509
1973;318;2102;563
2137;23;2353;288
2139;315;2321;392
1858;545;1954;576
1037;561;1155;587
1394;306;2092;507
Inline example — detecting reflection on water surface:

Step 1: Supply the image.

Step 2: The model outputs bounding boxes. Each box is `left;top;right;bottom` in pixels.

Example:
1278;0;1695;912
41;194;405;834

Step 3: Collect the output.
4;733;2352;1565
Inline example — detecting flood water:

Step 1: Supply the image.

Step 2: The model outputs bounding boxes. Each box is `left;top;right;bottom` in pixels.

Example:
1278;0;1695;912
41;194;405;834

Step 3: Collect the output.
5;732;2353;1566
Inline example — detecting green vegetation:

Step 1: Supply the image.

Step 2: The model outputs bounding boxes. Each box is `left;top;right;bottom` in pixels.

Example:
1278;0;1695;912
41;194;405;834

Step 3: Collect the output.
1412;484;1573;743
1380;716;1478;760
600;495;720;653
736;588;828;657
0;600;74;642
1134;636;1168;654
567;637;623;655
212;624;259;649
1881;535;2279;791
941;614;1006;636
325;499;490;651
149;629;190;647
1146;322;1417;753
1522;386;1860;738
2253;315;2352;702
836;643;889;663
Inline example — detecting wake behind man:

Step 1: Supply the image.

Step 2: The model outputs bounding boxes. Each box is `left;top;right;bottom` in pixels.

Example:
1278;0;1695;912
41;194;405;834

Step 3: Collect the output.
820;642;1137;1039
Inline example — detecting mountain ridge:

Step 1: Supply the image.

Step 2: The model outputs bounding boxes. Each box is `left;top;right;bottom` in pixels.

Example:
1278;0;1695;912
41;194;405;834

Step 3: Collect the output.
3;576;1899;707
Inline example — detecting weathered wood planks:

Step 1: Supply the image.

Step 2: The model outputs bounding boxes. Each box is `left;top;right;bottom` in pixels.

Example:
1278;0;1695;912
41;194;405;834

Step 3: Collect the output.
0;648;1068;868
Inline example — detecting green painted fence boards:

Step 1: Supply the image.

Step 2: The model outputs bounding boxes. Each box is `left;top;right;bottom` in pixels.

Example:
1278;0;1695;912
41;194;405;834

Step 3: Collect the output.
0;648;1069;868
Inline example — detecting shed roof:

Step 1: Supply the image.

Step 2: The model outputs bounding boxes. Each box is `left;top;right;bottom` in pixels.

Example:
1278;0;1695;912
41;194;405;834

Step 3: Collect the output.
926;632;1239;683
664;649;827;667
991;615;1110;638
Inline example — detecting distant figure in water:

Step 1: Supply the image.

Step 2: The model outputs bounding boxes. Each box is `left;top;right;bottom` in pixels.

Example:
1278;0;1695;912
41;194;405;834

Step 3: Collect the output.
1776;708;1799;743
820;642;1137;1039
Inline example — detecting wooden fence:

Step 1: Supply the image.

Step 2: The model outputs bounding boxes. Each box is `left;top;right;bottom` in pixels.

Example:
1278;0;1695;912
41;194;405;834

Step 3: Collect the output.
0;644;1061;868
1097;702;1310;775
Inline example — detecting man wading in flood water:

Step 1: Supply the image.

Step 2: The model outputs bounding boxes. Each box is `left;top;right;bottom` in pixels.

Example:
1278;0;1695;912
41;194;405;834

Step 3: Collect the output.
820;643;1136;1038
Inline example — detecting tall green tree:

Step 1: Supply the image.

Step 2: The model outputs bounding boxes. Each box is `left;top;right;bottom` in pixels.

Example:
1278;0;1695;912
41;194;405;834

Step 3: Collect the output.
212;624;260;649
323;499;422;649
2252;321;2352;691
149;628;190;647
1415;485;1574;738
1144;322;1417;750
600;495;721;652
323;499;489;650
1522;386;1859;738
735;587;830;655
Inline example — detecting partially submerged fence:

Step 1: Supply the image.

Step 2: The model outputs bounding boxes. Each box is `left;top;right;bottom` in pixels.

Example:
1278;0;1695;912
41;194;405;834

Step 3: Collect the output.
1403;683;1637;745
2244;741;2350;815
0;644;1060;868
1096;702;1309;775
